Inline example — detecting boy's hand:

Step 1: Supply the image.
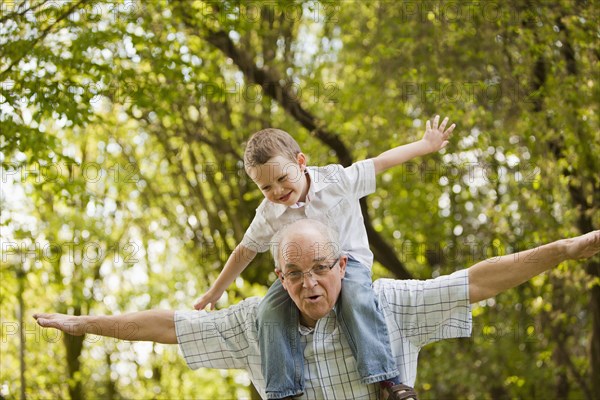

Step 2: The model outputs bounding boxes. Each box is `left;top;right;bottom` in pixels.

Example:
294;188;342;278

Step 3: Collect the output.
422;115;455;153
193;288;223;311
372;115;456;174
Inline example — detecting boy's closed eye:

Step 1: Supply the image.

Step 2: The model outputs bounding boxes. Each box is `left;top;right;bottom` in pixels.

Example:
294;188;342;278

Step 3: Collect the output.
261;175;287;191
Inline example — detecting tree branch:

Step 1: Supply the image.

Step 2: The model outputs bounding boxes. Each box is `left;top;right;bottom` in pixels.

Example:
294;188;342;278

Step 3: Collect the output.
193;25;411;278
203;29;354;167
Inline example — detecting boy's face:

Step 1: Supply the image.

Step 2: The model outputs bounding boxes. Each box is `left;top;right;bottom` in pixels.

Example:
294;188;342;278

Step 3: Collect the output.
246;153;308;206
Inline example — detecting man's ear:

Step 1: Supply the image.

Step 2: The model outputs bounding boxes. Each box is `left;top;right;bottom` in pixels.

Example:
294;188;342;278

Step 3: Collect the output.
338;255;347;278
275;269;288;290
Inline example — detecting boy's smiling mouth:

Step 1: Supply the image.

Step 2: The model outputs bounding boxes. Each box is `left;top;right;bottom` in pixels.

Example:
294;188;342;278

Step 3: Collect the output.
279;191;292;202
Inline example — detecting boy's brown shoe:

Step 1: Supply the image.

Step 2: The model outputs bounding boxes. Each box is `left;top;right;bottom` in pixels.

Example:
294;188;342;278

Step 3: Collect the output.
383;383;418;400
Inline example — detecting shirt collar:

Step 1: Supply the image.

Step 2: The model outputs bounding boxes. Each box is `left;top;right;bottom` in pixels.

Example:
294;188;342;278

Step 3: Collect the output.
271;203;288;218
297;308;338;336
298;324;314;336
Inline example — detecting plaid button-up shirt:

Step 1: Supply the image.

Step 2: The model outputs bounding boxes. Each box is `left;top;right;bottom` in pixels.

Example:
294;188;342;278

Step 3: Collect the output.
175;270;471;399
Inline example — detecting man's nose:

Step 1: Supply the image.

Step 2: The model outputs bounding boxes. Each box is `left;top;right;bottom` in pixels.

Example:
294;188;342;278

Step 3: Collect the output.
302;273;318;288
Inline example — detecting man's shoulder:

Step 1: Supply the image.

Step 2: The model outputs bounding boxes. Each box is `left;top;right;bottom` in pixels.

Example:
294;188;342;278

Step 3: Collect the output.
373;271;469;289
372;270;470;305
226;296;262;315
372;277;417;295
372;272;472;349
177;297;262;324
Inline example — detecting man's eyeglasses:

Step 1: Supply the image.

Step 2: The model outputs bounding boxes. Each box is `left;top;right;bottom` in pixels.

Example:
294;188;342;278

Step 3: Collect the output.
282;257;340;285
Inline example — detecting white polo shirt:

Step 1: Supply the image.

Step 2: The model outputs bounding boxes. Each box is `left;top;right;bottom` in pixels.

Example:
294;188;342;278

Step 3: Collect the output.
240;160;377;268
175;270;471;399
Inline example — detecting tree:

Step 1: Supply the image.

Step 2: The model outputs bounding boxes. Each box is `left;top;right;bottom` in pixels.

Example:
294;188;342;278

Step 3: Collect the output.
1;1;597;398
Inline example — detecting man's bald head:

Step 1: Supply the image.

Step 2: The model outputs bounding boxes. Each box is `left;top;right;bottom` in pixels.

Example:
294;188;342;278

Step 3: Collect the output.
270;219;341;270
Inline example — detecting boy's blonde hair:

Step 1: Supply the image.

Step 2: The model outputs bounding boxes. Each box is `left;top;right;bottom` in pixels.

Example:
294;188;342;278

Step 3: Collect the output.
244;128;302;168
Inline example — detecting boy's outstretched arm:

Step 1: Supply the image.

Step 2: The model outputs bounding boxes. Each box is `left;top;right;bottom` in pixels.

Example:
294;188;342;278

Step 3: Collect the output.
34;310;177;344
193;244;257;310
469;230;600;303
372;115;455;174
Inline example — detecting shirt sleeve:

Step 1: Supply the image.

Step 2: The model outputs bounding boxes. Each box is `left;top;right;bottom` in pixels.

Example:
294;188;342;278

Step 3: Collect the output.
376;269;472;348
343;159;376;199
175;298;261;370
239;201;276;253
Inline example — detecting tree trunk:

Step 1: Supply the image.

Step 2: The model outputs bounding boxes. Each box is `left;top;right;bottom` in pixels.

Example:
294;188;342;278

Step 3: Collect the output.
64;305;85;400
17;267;26;400
557;16;600;398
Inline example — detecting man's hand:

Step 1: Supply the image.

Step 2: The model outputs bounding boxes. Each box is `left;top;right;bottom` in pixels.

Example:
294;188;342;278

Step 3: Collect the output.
34;313;88;336
562;230;600;260
193;287;224;310
421;115;455;153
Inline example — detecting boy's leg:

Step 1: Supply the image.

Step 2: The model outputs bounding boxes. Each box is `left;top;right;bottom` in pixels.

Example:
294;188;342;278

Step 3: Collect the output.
336;257;400;383
257;279;304;399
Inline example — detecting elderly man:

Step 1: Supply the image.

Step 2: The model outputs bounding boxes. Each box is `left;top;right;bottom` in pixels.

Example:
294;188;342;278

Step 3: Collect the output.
35;219;600;399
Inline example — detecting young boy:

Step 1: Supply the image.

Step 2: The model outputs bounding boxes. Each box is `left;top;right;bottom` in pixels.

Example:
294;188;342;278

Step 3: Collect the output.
194;116;455;399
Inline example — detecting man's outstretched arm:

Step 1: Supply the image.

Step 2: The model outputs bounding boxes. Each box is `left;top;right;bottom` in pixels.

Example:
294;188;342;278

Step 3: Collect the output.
469;230;600;303
34;310;177;344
